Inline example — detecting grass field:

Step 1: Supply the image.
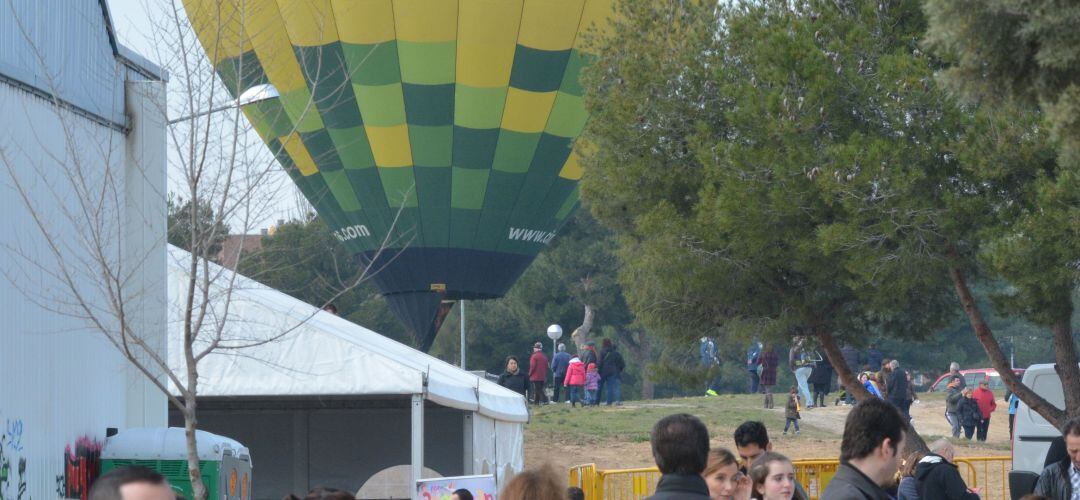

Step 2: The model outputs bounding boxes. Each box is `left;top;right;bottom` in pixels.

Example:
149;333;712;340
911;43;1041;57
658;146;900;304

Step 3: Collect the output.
525;391;1011;473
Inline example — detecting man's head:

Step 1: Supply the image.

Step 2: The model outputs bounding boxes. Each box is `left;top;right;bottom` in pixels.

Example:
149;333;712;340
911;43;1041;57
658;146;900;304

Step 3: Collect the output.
1061;417;1080;470
89;466;175;500
558;343;566;352
978;380;988;390
929;439;955;463
840;398;906;487
950;362;960;372
889;360;899;370
450;489;473;500
733;421;772;468
533;342;543;351
869;343;877;349
650;413;710;475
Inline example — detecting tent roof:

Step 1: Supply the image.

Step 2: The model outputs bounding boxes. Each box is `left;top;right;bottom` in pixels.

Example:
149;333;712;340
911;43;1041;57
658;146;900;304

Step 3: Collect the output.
166;245;529;423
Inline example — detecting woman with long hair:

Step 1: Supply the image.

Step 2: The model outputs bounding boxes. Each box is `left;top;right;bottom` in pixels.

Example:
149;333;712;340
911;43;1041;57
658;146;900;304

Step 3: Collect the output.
748;452;806;500
702;448;751;500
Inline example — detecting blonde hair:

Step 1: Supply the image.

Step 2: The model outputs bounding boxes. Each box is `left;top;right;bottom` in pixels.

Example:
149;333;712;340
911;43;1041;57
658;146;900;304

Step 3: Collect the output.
499;465;564;500
702;448;739;477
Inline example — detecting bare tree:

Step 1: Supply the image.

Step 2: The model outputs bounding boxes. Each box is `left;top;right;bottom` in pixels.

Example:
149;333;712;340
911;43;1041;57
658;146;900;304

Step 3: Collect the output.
0;1;403;498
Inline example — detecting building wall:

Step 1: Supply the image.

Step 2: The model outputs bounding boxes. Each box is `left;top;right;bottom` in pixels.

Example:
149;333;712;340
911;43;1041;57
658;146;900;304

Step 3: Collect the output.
0;3;166;499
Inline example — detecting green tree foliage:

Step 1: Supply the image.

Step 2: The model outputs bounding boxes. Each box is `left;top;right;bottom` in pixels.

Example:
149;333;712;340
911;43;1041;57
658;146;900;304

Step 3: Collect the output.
923;0;1080;423
167;195;229;258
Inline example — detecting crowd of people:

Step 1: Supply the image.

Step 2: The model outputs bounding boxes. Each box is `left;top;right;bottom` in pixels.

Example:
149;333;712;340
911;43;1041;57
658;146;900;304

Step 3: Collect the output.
498;339;626;407
89;397;1079;500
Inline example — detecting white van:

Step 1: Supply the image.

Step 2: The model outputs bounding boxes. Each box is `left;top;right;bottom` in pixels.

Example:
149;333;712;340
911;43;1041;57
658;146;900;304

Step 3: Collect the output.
1009;363;1068;498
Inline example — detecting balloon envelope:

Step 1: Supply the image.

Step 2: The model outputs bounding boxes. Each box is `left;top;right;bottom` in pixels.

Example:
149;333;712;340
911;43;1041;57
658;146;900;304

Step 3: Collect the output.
184;0;611;349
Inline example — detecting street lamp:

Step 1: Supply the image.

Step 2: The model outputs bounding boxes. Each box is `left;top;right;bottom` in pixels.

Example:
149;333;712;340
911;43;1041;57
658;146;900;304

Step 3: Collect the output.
547;324;563;361
167;83;279;125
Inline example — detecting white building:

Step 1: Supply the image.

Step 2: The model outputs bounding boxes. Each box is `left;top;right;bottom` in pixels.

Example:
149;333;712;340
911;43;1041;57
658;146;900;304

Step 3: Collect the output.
0;1;167;498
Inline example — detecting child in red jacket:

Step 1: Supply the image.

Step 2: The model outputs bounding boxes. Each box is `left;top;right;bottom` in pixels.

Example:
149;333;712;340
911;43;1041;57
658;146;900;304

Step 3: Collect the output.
563;356;586;407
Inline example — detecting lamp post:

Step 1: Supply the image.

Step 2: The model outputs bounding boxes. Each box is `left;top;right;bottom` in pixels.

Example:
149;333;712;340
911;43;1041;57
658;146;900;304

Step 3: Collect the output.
167;83;279;125
547;324;563;362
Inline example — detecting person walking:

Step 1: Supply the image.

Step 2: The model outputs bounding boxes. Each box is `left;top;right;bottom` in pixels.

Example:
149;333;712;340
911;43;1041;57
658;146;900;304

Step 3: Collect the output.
528;342;550;406
550;343;571;403
783;387;801;436
789;339;817;409
809;355;833;408
497;356;529;399
956;388;981;440
701;337;723;396
972;380;996;442
887;360;911;421
563;355;585;407
747;341;763;394
584;363;601;406
760;344;779;409
600;340;626;406
944;379;963;438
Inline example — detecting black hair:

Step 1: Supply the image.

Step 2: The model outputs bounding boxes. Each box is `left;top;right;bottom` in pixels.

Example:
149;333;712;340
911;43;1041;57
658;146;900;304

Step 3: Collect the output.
840;398;905;462
602;338;613;348
733;421;770;449
504;355;519;368
1062;417;1080;437
452;489;473;500
650;413;710;475
323;303;338;314
89;466;168;500
567;487;585;500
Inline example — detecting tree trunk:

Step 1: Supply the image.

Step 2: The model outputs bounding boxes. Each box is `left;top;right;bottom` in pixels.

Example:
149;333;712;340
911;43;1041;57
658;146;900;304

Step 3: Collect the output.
816;328;869;401
947;261;1066;427
570;304;594;351
183;398;208;500
816;328;927;454
1051;317;1080;420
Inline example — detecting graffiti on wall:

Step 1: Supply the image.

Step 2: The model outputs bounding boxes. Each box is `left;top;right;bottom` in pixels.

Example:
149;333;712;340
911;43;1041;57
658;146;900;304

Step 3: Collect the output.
54;437;102;500
0;417;29;500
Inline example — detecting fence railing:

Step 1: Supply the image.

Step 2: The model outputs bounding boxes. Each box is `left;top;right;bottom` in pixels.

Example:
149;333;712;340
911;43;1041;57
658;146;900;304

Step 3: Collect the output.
569;456;1011;500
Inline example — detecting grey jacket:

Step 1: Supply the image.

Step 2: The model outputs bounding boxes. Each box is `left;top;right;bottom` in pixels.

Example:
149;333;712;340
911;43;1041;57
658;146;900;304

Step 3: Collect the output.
821;463;892;500
945;388;962;414
1033;459;1073;498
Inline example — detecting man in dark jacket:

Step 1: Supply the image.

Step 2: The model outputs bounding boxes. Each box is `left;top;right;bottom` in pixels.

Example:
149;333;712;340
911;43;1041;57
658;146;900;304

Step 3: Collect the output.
886;360;911;420
645;414;711;500
599;340;626;406
915;440;979;499
1034;417;1080;498
550;343;571;403
822;398;906;499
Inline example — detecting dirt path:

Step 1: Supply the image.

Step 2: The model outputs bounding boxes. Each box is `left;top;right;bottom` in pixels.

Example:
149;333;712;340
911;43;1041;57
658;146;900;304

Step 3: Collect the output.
526;395;1010;473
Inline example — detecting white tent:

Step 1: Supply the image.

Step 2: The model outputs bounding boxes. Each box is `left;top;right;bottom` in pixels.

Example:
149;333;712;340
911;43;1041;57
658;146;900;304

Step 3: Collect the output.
166;246;527;498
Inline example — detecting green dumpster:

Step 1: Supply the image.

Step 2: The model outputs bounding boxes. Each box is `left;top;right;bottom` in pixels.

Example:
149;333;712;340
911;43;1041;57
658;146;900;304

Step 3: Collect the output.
100;428;252;500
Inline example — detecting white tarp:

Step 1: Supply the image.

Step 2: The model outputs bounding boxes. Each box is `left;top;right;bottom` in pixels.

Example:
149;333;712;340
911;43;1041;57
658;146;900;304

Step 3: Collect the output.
165;245;529;424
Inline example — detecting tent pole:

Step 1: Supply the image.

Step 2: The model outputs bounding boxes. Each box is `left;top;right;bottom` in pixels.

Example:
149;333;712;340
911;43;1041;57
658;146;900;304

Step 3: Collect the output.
460;301;466;369
411;393;424;500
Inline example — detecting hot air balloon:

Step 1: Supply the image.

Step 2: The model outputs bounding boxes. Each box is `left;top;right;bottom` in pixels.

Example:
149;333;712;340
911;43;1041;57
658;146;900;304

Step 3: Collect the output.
183;0;611;350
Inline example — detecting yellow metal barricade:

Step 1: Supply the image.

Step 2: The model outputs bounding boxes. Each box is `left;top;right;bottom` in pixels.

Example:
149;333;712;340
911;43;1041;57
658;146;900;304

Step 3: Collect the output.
954;456;1011;500
570;456;1011;500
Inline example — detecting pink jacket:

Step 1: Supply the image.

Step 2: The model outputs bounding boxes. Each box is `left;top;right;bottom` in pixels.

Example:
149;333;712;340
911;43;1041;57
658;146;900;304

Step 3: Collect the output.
563;358;585;386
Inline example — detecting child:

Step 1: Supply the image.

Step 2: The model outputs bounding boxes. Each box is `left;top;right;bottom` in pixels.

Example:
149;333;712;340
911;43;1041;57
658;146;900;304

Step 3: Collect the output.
563;355;586;407
783;387;800;436
584;363;601;406
749;451;805;500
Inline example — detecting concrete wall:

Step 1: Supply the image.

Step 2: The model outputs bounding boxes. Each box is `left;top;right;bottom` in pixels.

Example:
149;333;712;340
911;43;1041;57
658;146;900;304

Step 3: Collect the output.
171;398;466;500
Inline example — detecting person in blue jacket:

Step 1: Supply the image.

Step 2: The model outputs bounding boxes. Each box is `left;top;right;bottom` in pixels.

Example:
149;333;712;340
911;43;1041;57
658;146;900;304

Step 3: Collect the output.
550;343;571;403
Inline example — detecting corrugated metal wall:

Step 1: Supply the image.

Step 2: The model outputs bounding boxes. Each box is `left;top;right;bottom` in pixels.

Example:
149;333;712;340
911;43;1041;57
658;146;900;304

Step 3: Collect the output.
0;0;124;125
0;3;166;498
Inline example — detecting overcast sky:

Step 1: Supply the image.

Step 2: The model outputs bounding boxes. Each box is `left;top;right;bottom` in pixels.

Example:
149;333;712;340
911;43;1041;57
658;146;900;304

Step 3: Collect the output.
106;0;305;231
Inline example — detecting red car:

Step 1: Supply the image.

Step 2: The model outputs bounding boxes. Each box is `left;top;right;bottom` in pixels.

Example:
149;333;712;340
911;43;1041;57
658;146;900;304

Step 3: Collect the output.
928;368;1025;392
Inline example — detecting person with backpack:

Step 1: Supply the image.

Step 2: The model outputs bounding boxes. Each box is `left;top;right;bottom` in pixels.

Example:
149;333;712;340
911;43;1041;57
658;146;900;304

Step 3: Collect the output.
600;339;626;406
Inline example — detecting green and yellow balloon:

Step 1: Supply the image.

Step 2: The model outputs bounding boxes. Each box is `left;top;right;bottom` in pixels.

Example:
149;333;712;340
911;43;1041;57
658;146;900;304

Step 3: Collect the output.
184;0;610;350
